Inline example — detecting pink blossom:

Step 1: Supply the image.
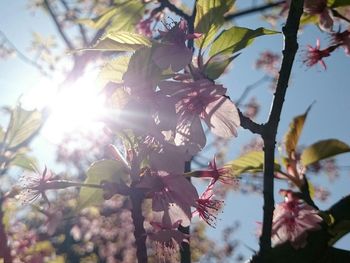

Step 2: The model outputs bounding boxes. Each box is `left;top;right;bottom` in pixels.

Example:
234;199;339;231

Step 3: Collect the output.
303;39;332;69
136;18;153;37
272;190;323;249
331;29;350;55
148;221;189;260
152;20;201;71
304;0;333;31
159;78;240;154
137;170;199;227
198;157;237;186
194;185;224;227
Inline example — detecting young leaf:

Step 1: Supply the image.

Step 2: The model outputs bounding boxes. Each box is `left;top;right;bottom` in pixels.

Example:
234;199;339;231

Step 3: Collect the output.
76;7;118;29
327;0;350;8
284;104;313;156
9;153;38;172
194;0;235;49
204;53;239;80
209;27;279;58
107;0;145;33
4;105;42;149
225;151;281;176
98;56;131;85
78;160;129;209
91;31;151;51
301;139;350;167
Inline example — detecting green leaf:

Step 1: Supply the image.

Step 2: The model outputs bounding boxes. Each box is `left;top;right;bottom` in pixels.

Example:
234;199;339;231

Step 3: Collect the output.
300;13;319;26
194;0;235;49
4;105;42;149
284;104;313;156
9;153;38;172
78;160;128;209
328;0;350;7
226;151;281;176
328;220;350;245
91;31;151;51
209;26;279;58
76;7;118;29
98;56;131;85
107;0;145;33
204;53;239;80
301;139;350;167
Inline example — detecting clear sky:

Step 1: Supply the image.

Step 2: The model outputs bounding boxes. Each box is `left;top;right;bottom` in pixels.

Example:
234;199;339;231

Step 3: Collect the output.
0;0;350;261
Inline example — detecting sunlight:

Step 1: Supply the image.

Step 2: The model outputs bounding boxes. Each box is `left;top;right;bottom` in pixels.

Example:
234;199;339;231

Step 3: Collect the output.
22;69;107;143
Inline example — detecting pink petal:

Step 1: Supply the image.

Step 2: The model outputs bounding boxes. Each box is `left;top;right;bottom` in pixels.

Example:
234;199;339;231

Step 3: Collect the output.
152;44;192;72
203;97;240;138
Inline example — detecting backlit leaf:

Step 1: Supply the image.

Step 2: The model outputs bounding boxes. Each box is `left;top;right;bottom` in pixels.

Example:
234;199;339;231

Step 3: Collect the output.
76;7;118;29
209;27;279;58
98;56;130;85
284;104;312;156
226;151;281;176
327;0;350;7
9;153;38;172
194;0;235;49
78;160;129;209
4;105;42;149
301;139;350;167
91;31;151;51
204;53;239;80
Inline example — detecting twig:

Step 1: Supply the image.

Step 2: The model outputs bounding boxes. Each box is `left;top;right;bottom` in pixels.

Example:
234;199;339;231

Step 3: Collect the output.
0;30;51;77
238;109;264;135
332;9;350;24
224;1;286;21
0;197;12;263
130;189;148;263
43;0;76;51
59;0;89;46
236;75;271;107
158;0;191;21
259;0;304;258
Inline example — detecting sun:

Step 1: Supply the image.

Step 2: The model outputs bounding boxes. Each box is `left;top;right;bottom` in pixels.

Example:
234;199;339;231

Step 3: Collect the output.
22;68;107;143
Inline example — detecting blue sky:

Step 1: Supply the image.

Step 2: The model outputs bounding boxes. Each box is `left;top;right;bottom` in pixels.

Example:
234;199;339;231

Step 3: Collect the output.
0;0;350;261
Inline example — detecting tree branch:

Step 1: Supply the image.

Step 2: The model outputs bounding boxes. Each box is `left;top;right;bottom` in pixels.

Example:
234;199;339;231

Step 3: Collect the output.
224;1;286;21
259;0;304;258
59;0;89;47
157;0;191;21
0;30;51;77
0;197;12;263
238;109;264;135
43;0;76;51
130;189;148;263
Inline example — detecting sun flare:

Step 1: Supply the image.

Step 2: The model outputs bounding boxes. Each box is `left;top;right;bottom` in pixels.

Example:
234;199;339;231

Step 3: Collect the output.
22;69;107;143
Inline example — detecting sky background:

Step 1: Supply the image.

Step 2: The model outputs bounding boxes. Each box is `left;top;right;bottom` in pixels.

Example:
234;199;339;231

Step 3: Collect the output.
0;0;350;261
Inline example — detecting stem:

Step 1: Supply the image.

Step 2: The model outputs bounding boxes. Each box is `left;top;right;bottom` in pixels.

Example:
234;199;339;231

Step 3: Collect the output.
158;0;191;21
130;188;148;263
332;9;350;24
259;0;304;258
224;1;286;21
0;198;12;263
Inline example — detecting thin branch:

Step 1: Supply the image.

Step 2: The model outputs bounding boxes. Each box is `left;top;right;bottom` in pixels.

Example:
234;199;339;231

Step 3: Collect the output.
0;30;51;77
238;109;264;135
130;189;148;263
236;75;271;107
259;0;304;258
332;9;350;24
158;0;191;21
60;0;89;47
224;0;286;21
43;0;75;51
0;197;12;263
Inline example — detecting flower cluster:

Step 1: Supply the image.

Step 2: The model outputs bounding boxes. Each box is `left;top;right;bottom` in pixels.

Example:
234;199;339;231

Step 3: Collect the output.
272;190;323;249
101;20;240;256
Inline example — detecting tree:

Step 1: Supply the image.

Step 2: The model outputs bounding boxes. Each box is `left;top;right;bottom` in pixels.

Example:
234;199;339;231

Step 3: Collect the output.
0;0;350;262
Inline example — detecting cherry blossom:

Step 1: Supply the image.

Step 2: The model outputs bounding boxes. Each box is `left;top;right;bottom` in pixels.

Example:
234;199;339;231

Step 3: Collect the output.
302;39;333;69
304;0;334;31
271;190;323;249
